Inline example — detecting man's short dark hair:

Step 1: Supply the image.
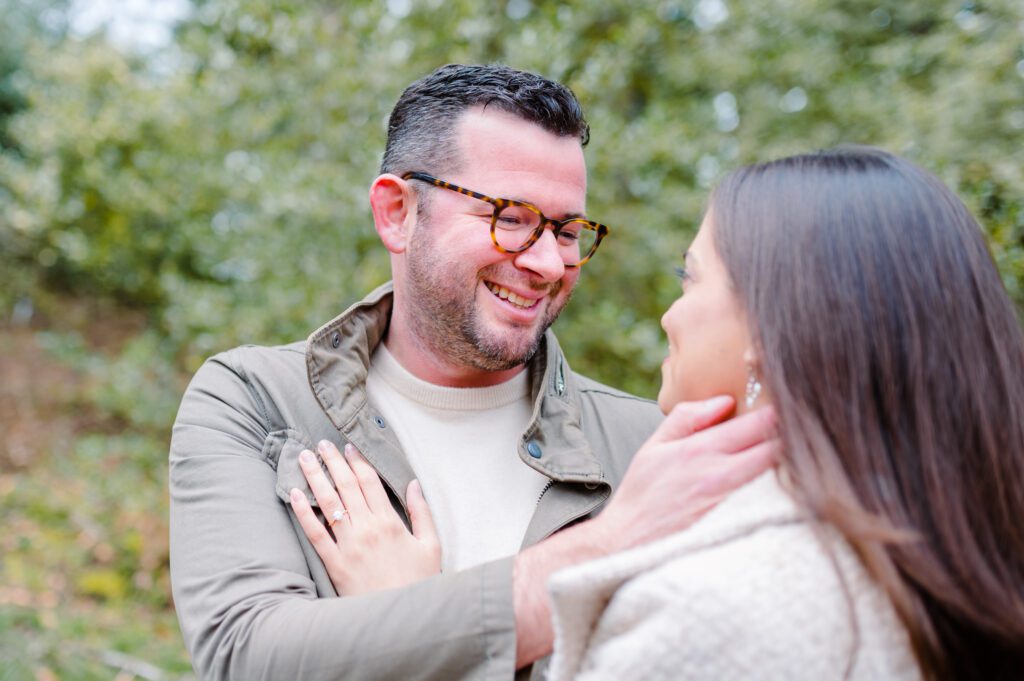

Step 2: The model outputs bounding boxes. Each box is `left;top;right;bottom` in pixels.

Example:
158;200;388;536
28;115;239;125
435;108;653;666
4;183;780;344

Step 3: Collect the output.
380;63;589;177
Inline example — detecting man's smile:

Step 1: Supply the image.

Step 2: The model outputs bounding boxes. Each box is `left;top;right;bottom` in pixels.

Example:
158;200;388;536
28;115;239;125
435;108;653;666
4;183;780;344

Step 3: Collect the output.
484;282;542;310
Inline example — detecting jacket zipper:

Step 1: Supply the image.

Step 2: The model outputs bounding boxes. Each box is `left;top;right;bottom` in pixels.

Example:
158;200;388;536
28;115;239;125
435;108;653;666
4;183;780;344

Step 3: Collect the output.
532;479;609;543
535;479;555;505
535;496;608;543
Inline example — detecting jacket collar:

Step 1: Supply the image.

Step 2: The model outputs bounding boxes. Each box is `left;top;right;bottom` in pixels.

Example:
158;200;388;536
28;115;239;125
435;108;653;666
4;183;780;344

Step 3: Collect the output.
305;281;605;485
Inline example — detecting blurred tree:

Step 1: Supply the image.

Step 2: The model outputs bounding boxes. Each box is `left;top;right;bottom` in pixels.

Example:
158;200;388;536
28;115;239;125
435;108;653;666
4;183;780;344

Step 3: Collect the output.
2;1;1023;676
0;0;63;151
0;0;69;313
0;41;27;152
1;0;1022;396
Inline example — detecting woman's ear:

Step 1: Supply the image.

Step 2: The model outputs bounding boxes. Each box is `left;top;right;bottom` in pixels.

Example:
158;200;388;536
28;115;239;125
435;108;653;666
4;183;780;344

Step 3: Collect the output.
369;174;417;254
742;345;763;376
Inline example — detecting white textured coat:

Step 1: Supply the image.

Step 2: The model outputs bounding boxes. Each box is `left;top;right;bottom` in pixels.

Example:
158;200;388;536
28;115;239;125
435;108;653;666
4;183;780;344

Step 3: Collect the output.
547;472;922;681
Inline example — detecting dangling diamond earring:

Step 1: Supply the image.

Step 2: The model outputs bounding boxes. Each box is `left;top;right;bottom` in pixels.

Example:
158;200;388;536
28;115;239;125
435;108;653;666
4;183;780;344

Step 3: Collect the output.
745;363;762;408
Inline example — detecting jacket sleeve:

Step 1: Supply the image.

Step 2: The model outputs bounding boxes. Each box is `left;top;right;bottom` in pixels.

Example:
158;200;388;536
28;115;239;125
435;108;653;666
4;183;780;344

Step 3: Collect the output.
169;352;517;680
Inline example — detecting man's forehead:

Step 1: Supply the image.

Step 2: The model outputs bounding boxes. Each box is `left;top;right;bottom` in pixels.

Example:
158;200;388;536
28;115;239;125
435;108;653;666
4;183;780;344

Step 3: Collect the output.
450;107;587;199
458;107;582;156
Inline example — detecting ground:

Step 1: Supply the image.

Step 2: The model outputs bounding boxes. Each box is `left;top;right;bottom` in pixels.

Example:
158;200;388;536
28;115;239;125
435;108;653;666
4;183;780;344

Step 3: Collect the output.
0;299;193;681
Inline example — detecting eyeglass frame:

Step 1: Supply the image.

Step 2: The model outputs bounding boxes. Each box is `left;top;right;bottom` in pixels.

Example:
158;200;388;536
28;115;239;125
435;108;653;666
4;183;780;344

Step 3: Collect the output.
401;171;609;267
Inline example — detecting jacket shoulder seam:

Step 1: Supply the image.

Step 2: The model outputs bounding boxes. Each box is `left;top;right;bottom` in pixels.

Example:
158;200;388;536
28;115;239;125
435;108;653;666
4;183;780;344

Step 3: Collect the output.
577;386;657;405
235;342;306;355
222;347;273;433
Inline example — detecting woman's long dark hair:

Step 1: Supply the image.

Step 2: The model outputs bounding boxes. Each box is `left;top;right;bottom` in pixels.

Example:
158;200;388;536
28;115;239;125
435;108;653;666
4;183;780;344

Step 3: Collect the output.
711;146;1024;680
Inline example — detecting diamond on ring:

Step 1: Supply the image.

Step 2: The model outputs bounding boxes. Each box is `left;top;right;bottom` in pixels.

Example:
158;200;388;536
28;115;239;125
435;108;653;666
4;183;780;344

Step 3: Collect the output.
329;509;347;526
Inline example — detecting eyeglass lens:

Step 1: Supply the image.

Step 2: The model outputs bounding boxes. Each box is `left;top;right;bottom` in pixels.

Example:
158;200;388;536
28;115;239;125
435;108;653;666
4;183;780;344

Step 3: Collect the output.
493;204;598;266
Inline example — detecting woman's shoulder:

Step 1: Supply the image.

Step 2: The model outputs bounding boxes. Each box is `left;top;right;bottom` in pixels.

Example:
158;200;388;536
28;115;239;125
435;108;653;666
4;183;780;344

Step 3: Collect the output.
550;471;806;601
642;472;842;595
548;473;920;681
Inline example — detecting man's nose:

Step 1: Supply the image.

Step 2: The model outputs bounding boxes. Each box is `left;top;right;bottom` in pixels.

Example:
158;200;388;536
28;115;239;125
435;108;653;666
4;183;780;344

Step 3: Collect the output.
512;228;566;281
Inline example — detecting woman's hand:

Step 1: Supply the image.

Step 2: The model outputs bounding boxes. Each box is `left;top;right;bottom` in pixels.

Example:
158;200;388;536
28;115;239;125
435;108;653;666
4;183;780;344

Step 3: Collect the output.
289;441;441;595
593;396;779;552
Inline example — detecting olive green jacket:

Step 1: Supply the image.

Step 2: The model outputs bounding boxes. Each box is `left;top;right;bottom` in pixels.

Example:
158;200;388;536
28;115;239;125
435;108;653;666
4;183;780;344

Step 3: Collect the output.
169;281;662;681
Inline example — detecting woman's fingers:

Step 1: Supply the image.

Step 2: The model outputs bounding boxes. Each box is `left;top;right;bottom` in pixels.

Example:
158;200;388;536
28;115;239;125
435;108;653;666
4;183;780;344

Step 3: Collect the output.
683;404;777;456
710;437;780;493
298;448;354;526
314;440;369;521
290;488;341;560
299;440;403;524
651;395;734;444
343;444;394;515
406;479;440;547
290;448;442;596
648;397;776;457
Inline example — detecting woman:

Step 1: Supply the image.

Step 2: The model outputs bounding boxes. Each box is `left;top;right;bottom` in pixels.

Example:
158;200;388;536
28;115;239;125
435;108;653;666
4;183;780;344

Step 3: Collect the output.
547;147;1024;680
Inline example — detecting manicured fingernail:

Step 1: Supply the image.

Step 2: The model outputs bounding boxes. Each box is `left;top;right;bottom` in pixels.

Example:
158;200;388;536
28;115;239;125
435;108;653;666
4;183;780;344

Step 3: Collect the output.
701;395;732;415
343;443;356;459
289;488;302;504
299;449;314;464
317;440;333;455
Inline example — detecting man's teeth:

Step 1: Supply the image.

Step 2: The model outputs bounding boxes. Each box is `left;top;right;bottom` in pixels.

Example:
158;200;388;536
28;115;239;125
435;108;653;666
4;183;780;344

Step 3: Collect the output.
486;283;537;309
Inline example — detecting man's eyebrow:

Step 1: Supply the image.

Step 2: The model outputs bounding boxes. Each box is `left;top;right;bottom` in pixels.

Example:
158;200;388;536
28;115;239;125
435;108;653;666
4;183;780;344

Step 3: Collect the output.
526;204;587;221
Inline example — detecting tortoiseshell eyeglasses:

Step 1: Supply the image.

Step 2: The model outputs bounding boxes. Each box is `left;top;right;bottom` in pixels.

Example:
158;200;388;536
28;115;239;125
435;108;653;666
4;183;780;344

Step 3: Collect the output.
402;171;609;267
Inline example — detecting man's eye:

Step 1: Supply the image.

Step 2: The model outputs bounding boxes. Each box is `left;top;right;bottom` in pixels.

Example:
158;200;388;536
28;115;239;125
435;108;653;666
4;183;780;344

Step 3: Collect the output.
496;214;530;229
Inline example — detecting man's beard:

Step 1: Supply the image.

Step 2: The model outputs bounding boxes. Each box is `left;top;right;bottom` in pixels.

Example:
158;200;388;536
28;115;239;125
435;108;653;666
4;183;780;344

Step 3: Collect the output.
404;226;570;372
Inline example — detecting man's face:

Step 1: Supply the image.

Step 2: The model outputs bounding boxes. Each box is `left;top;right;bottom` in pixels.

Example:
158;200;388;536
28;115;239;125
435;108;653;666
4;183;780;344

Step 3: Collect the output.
400;107;587;374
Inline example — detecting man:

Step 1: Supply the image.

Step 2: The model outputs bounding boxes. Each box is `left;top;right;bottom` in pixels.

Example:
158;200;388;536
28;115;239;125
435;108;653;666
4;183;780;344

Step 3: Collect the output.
169;64;775;680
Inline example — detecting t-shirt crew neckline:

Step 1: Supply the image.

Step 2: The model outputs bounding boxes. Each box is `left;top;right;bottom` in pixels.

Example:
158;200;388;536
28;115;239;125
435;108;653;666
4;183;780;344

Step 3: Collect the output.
373;342;530;412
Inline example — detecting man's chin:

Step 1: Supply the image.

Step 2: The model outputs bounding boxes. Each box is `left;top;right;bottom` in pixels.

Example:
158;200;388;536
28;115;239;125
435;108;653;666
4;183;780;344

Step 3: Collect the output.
469;327;547;371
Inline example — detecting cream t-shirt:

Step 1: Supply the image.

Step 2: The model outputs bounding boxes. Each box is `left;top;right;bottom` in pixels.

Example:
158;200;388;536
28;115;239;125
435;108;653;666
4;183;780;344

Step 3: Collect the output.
365;343;550;572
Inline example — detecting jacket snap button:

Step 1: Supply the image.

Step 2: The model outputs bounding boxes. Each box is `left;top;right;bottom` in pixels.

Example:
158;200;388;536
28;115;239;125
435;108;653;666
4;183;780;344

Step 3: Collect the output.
373;415;386;428
526;441;542;459
330;331;341;348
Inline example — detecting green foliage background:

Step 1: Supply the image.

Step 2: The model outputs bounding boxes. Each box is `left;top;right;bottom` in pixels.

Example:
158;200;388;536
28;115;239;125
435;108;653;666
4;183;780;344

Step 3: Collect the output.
1;0;1022;677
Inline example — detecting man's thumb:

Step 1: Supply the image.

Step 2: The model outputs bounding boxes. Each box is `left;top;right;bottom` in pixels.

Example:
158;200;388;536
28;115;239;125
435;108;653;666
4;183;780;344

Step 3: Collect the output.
652;395;735;443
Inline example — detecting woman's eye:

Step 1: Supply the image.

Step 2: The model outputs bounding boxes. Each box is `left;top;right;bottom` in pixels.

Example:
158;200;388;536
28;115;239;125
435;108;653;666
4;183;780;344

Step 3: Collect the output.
674;265;691;282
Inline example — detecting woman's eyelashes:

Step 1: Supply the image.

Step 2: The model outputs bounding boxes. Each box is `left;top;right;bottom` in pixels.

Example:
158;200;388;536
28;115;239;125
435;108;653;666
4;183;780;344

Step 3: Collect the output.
674;265;692;283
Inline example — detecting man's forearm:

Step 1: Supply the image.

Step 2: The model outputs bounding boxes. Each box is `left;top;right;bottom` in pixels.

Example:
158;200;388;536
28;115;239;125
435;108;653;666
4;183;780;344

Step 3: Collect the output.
175;559;518;681
512;517;614;667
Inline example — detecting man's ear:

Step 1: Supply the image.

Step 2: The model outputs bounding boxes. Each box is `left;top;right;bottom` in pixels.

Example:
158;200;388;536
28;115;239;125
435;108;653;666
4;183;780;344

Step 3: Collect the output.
369;174;417;254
